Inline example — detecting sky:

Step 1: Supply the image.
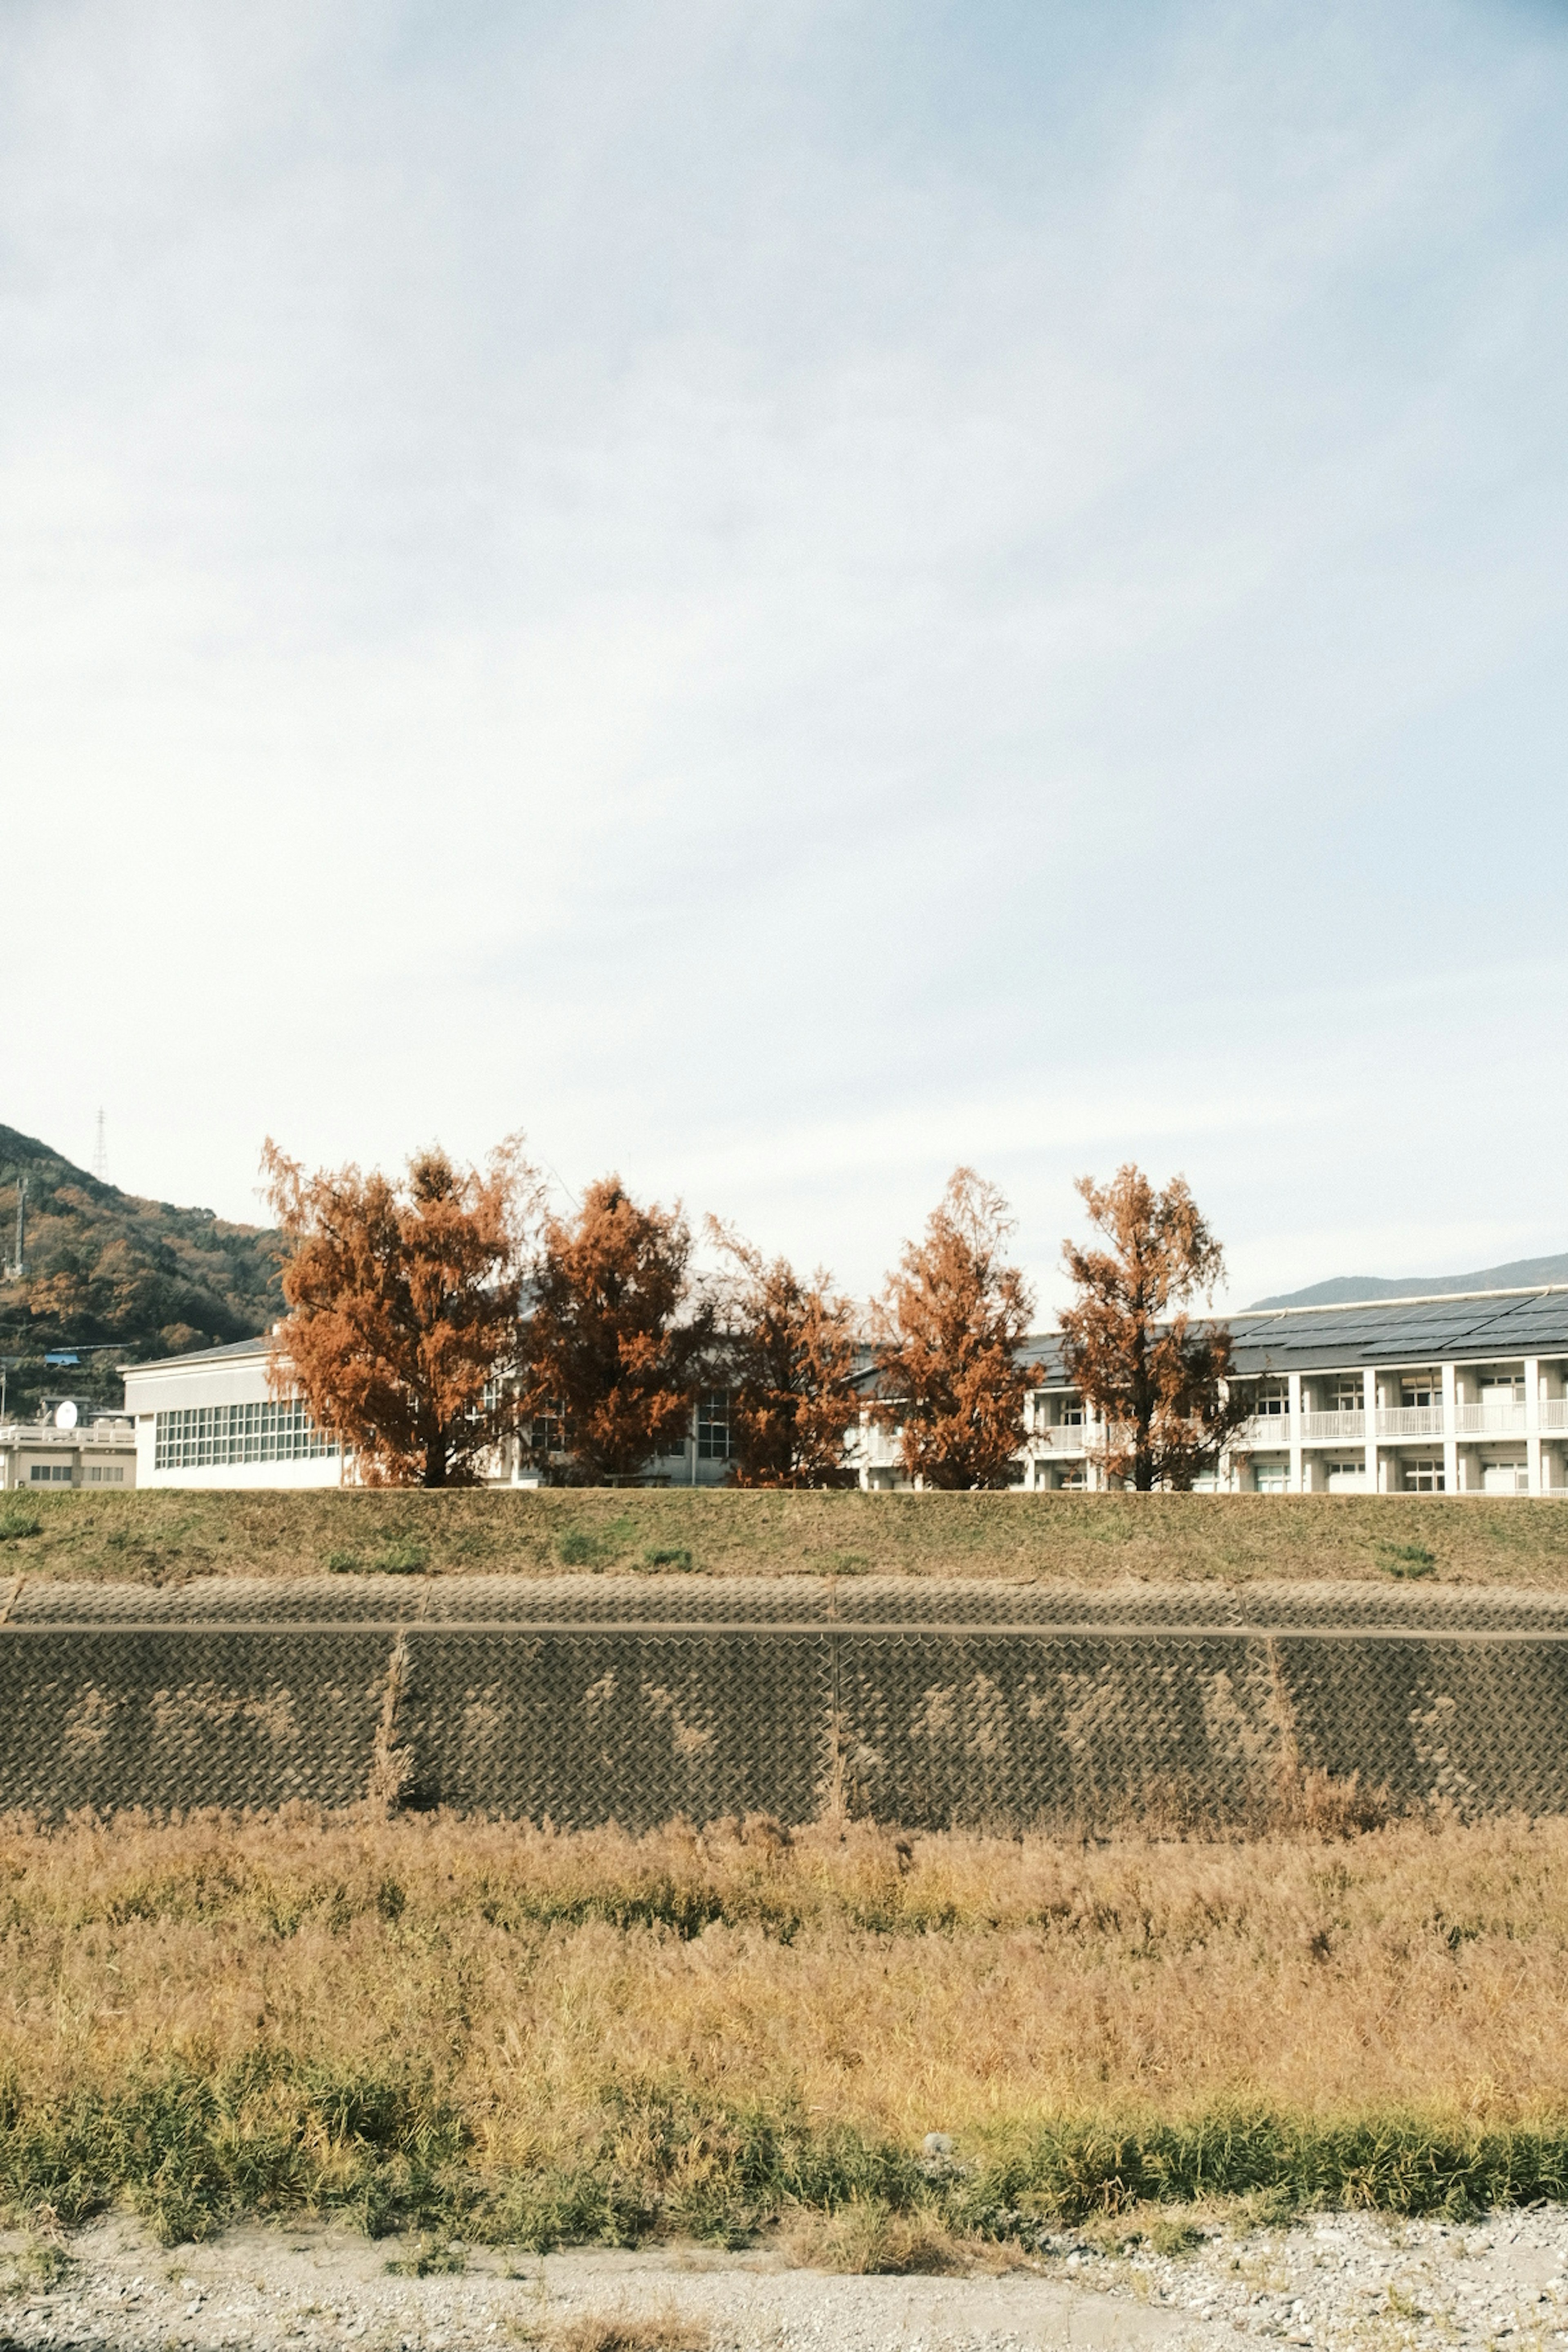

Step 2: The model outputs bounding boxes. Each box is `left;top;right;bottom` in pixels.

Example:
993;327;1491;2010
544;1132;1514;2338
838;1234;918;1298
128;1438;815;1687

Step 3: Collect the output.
2;0;1566;1316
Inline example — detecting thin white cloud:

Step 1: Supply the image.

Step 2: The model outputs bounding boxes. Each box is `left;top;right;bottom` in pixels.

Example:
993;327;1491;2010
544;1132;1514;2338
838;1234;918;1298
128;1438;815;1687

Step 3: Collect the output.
0;0;1564;1307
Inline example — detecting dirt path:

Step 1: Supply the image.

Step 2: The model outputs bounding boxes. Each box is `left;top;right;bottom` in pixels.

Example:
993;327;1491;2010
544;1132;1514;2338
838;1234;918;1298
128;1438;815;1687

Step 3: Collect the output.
7;2208;1568;2351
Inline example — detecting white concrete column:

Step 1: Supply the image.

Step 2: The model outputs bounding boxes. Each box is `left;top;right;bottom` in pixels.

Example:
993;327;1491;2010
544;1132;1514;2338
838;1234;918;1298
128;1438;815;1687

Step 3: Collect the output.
1288;1371;1303;1492
1363;1367;1378;1493
1526;1357;1542;1494
1442;1362;1459;1498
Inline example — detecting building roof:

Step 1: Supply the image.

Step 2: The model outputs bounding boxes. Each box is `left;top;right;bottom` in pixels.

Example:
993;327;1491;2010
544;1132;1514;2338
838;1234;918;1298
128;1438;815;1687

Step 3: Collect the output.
116;1287;1568;1399
1022;1285;1568;1384
1225;1285;1568;1375
120;1334;274;1377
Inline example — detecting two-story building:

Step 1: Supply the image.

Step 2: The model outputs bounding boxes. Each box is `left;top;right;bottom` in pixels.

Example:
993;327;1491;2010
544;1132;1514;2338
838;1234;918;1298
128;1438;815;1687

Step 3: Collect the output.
0;1403;137;1491
1016;1283;1568;1497
120;1281;1568;1496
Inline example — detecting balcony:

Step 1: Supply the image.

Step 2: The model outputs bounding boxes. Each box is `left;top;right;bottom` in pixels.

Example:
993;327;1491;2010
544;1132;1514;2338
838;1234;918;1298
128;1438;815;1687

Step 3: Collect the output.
1541;1400;1568;1434
1037;1422;1089;1452
1301;1410;1366;1443
1456;1402;1528;1436
1376;1406;1445;1440
1238;1414;1292;1451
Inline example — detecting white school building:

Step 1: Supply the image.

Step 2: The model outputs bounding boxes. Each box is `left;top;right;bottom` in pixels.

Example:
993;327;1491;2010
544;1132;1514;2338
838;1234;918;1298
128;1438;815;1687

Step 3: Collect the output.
120;1282;1568;1495
1009;1283;1568;1498
119;1338;740;1490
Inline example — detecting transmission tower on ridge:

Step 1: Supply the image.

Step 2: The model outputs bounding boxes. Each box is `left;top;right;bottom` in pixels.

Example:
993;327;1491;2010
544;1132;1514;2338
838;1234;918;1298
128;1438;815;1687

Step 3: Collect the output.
91;1107;109;1183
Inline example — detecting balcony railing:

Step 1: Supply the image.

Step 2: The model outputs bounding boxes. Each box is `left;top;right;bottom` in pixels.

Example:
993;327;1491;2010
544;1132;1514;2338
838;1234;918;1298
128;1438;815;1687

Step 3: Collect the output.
1376;1406;1445;1440
1301;1410;1365;1443
1037;1422;1089;1451
1541;1400;1568;1434
1456;1401;1528;1436
1238;1414;1292;1451
0;1421;134;1448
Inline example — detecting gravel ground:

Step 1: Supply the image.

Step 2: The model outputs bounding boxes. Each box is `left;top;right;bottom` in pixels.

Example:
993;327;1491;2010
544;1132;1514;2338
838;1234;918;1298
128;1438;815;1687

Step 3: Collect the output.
5;2207;1568;2350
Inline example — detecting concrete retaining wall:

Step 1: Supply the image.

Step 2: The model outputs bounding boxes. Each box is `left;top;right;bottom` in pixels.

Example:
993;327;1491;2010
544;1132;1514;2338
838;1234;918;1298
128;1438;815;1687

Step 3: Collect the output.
3;1576;1567;1827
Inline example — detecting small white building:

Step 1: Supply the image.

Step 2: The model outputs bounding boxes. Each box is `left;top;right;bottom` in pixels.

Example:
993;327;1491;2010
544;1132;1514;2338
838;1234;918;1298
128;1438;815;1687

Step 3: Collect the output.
0;1406;136;1491
121;1338;344;1489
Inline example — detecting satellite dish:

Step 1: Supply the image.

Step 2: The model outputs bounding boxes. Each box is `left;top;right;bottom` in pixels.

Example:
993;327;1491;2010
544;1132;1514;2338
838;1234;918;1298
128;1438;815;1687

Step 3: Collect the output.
54;1399;78;1430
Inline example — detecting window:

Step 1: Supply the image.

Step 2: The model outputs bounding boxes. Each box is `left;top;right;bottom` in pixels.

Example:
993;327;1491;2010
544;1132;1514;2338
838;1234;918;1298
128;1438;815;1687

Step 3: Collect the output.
1036;1391;1083;1430
1479;1370;1524;1397
1253;1460;1291;1492
1481;1458;1528;1495
1325;1459;1366;1493
1401;1376;1440;1409
85;1465;125;1485
1403;1457;1445;1492
28;1462;72;1483
154;1399;337;1471
530;1403;568;1456
1329;1380;1363;1413
697;1390;732;1460
1253;1383;1289;1419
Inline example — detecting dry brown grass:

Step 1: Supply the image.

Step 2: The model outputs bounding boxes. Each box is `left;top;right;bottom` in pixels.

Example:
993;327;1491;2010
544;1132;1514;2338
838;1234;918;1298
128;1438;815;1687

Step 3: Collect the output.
0;1805;1564;2141
537;2316;710;2352
779;2198;973;2273
4;1485;1568;1587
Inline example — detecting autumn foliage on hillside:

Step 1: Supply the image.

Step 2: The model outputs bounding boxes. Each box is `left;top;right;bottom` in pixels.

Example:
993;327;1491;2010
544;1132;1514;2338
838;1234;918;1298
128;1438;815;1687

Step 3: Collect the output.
869;1168;1035;1489
0;1122;283;1416
262;1136;537;1488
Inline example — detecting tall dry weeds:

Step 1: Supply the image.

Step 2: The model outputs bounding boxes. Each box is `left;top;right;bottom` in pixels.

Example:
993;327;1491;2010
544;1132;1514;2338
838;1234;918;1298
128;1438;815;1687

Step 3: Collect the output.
2;1809;1567;2242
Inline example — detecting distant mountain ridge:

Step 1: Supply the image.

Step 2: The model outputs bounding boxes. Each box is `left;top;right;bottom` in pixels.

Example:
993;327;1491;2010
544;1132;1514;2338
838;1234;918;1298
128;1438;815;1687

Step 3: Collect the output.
1250;1254;1568;1311
0;1123;284;1417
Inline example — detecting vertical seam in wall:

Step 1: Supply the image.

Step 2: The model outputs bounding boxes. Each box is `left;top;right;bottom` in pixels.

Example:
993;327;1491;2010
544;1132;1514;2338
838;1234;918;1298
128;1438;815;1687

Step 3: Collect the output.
1264;1633;1303;1792
826;1626;846;1821
824;1572;844;1819
367;1573;434;1809
368;1629;413;1810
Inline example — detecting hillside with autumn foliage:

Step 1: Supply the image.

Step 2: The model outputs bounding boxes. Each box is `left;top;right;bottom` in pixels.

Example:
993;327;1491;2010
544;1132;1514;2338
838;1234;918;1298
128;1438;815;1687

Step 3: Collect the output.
0;1124;284;1417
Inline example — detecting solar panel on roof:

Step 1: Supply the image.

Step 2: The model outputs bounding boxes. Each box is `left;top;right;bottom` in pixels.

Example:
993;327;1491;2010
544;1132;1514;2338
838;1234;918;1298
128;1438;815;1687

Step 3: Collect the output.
1022;1286;1568;1384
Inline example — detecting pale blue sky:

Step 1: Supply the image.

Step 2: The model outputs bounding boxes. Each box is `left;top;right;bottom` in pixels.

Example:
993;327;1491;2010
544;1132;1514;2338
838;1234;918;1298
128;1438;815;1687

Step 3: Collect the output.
2;1;1565;1309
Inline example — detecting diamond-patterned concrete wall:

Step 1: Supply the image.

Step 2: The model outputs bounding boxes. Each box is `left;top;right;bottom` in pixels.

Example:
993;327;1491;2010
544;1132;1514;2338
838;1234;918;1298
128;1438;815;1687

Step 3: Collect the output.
3;1575;1567;1826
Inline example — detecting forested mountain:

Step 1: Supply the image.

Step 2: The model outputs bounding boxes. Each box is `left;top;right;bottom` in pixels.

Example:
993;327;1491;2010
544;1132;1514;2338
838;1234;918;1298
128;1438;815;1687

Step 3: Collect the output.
0;1124;284;1418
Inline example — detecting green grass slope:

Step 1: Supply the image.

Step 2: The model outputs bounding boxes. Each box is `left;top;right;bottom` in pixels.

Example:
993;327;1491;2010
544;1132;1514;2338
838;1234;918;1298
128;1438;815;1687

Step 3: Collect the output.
2;1485;1567;1585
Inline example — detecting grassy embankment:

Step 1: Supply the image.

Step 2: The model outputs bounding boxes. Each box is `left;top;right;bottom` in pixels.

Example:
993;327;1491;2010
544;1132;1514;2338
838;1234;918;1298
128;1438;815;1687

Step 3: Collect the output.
3;1809;1568;2252
3;1485;1568;1585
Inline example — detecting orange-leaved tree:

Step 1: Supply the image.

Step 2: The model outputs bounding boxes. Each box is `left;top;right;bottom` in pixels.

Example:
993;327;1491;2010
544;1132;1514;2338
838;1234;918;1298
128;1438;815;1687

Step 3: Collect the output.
261;1134;538;1488
708;1220;863;1488
869;1167;1034;1489
1058;1164;1245;1492
519;1176;714;1483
